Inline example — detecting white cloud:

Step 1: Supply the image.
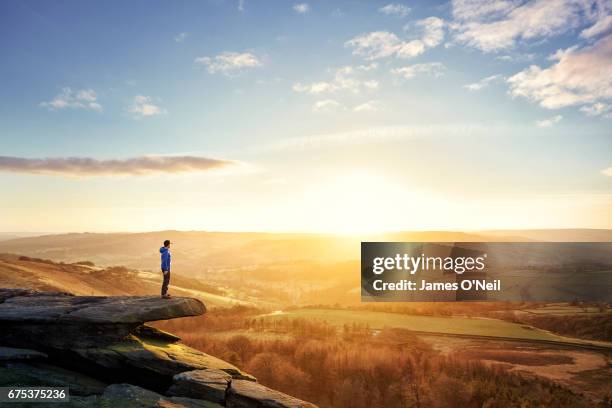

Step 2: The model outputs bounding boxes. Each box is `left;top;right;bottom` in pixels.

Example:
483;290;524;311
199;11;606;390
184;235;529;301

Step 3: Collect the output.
174;32;188;43
507;34;612;110
580;102;612;117
345;17;445;60
127;95;165;119
345;31;402;60
354;100;382;112
293;3;310;14
293;64;379;95
379;4;410;18
463;74;504;91
195;51;262;76
535;114;563;127
391;62;446;79
238;0;245;12
417;16;446;47
312;99;342;112
41;88;102;112
602;167;612;176
451;0;588;52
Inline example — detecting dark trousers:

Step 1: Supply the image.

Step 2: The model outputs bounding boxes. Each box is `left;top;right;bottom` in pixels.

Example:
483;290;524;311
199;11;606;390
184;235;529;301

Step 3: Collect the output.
161;270;171;296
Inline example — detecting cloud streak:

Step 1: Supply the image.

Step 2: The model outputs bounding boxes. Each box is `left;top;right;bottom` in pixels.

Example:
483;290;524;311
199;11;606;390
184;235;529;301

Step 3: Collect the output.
0;155;235;177
391;62;446;79
463;74;504;91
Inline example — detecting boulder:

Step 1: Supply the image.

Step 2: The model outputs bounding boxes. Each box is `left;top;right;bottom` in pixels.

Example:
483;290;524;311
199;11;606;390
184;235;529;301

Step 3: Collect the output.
167;369;232;403
227;380;317;408
102;383;223;408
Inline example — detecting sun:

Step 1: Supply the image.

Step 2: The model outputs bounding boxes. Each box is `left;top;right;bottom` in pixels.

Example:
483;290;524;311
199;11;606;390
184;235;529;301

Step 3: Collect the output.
295;170;431;234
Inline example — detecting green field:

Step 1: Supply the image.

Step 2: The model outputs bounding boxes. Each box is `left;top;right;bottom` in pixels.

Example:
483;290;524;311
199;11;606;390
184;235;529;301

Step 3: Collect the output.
522;304;611;315
261;308;612;346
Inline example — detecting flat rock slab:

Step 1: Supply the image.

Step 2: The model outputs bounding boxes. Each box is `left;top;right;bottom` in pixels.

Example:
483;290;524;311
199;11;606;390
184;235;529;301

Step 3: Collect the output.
74;337;255;381
227;380;317;408
0;346;47;361
0;289;205;323
102;383;223;408
168;369;232;403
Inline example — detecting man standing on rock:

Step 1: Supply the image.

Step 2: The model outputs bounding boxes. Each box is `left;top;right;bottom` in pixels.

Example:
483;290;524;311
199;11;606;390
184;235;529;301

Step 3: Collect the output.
160;240;172;299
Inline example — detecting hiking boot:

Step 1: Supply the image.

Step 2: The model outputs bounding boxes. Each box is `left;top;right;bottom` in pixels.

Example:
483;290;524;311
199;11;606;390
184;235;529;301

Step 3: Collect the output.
161;294;172;299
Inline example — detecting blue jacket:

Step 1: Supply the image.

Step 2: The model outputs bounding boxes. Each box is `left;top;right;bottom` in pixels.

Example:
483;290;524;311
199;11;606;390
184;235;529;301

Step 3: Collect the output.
160;246;171;271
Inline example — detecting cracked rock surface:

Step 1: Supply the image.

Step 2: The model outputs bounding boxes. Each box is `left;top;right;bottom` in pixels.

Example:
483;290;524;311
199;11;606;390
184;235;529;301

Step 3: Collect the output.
0;289;317;407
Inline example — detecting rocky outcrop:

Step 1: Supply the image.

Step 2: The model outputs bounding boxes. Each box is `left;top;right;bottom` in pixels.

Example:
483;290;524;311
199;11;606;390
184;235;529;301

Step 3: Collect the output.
227;380;317;408
168;369;232;403
0;289;316;407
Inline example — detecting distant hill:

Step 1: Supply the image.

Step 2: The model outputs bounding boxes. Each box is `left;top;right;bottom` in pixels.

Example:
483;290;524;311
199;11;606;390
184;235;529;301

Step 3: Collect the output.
0;229;608;271
0;229;610;308
0;232;48;242
480;229;612;242
0;230;495;275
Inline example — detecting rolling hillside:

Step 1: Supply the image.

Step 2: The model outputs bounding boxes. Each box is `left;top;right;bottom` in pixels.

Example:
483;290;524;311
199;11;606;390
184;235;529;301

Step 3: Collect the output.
0;253;249;307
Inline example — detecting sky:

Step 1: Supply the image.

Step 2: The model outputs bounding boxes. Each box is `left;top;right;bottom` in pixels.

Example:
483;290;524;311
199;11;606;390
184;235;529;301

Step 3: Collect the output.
0;0;611;233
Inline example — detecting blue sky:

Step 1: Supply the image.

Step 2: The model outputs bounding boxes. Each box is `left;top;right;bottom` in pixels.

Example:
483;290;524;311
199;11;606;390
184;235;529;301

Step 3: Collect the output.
0;0;610;232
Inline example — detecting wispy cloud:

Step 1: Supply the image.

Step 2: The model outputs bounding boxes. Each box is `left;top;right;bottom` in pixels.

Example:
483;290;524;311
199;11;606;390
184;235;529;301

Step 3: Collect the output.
127;95;166;119
195;51;262;76
264;124;498;152
507;35;612;110
0;155;235;177
312;99;343;113
174;32;188;43
391;62;446;79
602;167;612;176
463;74;504;91
580;102;612;118
41;88;102;112
535;115;563;128
379;4;410;18
450;0;588;52
345;17;444;60
293;3;310;14
238;0;245;12
354;100;382;112
293;64;379;95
